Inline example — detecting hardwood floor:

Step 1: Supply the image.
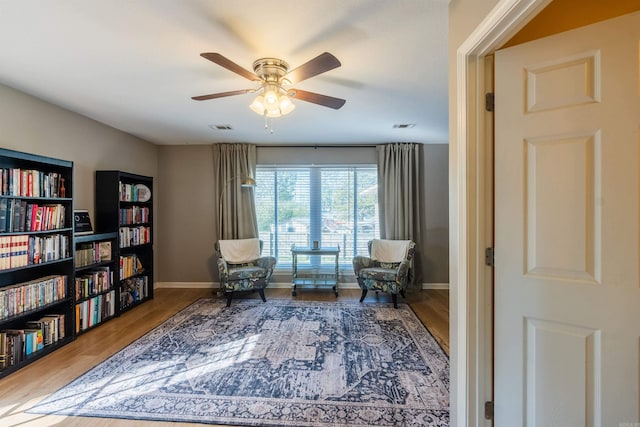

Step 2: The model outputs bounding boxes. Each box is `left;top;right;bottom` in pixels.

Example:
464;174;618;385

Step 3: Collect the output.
0;287;449;427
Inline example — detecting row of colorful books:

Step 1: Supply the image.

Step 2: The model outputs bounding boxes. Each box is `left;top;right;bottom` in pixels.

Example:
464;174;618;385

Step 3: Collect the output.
0;233;70;270
75;267;112;300
75;291;116;333
119;226;150;248
118;182;149;202
0;313;66;370
0;199;66;233
119;206;150;225
0;275;67;321
119;254;144;280
75;240;112;268
0;168;66;198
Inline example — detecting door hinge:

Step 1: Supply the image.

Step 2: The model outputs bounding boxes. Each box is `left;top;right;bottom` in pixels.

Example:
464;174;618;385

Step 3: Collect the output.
484;401;494;420
485;92;495;112
485;247;495;266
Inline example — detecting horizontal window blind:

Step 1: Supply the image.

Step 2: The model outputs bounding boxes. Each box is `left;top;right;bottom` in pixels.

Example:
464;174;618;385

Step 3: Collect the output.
255;166;379;267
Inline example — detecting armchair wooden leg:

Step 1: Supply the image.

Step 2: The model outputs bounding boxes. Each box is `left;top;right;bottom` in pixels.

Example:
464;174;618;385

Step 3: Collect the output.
400;290;406;299
225;291;233;307
392;293;398;309
258;288;267;303
359;289;368;302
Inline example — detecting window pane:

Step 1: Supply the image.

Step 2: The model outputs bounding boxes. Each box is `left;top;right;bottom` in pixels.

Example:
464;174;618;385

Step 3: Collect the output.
256;166;378;268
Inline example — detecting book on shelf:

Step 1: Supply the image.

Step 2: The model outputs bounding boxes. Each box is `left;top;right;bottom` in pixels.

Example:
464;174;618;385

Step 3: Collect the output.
0;313;66;370
0;275;67;321
22;324;44;352
119;206;150;225
0;198;6;233
119;254;144;279
0;234;71;270
98;240;112;261
0;201;66;233
0;168;65;198
75;266;112;299
0;235;30;270
119;226;151;247
75;240;112;268
120;276;149;308
75;290;116;333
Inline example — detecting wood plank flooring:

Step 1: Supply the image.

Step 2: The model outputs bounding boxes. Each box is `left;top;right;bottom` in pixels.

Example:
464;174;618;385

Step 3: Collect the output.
0;287;449;427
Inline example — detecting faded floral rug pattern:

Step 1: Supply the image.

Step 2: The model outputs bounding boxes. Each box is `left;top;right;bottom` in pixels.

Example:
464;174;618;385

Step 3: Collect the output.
29;299;449;426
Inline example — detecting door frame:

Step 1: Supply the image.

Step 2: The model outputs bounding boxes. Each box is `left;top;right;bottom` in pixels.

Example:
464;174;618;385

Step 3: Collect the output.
453;0;551;425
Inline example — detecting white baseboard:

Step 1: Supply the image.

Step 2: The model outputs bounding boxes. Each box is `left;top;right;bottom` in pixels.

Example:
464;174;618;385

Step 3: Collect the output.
155;281;450;290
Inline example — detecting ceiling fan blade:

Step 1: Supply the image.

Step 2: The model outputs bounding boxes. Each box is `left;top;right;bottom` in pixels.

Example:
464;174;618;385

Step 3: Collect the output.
284;52;341;84
289;89;346;109
191;89;254;101
200;53;259;82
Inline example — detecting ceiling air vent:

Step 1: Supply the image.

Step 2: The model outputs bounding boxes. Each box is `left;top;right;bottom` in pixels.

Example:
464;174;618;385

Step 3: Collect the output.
392;124;416;129
209;124;233;130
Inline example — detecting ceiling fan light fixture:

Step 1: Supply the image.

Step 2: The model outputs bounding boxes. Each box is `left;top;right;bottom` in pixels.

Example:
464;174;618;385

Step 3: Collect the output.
249;94;266;115
264;84;280;106
251;85;295;118
279;94;295;115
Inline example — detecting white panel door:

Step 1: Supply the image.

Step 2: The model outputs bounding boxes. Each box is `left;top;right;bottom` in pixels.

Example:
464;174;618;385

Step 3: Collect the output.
494;12;640;426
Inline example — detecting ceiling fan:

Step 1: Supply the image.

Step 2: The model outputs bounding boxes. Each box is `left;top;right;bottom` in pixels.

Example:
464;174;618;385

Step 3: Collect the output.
192;52;346;117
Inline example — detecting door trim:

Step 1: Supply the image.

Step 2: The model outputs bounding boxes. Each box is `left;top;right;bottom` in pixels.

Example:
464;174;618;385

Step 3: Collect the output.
453;0;551;425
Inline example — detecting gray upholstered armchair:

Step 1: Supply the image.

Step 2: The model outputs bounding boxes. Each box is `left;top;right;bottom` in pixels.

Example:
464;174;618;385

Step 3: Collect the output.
215;238;277;307
353;239;416;308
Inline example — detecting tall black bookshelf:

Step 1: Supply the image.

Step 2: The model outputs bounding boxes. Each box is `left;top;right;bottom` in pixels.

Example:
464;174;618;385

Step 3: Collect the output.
0;148;74;378
95;171;153;314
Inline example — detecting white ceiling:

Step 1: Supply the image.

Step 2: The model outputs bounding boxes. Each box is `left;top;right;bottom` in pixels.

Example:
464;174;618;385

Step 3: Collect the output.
0;0;449;146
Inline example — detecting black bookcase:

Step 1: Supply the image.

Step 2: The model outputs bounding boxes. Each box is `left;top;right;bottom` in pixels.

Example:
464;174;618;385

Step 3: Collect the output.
95;171;153;314
74;231;118;334
0;148;74;378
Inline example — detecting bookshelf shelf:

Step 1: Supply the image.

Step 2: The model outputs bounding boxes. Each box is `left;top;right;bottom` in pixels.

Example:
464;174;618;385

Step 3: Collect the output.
73;231;118;336
74;259;113;273
0;297;73;324
95;171;153;316
0;148;74;378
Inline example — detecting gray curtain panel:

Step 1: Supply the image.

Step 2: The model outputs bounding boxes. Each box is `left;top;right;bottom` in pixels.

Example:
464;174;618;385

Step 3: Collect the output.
212;143;259;239
377;142;423;286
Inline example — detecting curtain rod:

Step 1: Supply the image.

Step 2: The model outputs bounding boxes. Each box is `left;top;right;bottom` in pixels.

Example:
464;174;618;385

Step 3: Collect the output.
256;144;377;148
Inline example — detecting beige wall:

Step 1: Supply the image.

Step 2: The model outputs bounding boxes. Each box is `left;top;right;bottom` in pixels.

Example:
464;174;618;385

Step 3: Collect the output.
157;143;449;285
156;145;217;283
422;143;449;283
0;83;158;221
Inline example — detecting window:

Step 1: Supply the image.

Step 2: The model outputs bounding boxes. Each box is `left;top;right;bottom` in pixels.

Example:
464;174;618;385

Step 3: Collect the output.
255;166;379;267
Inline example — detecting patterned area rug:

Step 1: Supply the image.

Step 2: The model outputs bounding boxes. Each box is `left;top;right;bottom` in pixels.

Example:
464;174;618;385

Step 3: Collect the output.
29;299;449;426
